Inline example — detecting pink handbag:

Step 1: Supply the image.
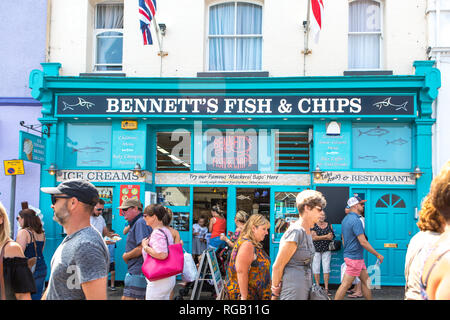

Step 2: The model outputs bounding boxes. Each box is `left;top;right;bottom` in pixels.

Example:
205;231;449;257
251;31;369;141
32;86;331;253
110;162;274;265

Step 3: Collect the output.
142;229;184;281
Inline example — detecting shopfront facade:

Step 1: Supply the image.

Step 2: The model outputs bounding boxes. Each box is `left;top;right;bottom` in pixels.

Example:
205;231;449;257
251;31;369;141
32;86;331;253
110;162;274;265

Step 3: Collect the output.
30;60;440;285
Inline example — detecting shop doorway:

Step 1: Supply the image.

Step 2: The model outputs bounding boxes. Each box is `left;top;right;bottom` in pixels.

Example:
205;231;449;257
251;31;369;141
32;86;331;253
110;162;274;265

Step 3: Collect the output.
235;187;270;256
193;186;228;230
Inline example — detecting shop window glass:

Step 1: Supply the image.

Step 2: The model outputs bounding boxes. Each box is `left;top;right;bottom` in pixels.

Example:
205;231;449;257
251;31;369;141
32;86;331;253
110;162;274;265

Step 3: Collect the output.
157;187;190;206
352;123;411;169
376;193;406;209
274;192;298;233
208;2;262;71
65;123;112;167
94;3;123;71
157;131;191;171
348;0;381;69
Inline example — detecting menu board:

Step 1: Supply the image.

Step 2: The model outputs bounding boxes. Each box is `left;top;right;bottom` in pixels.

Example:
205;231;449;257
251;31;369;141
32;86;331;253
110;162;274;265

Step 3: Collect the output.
171;211;190;231
314;122;351;170
206;132;258;171
112;130;146;168
119;185;140;215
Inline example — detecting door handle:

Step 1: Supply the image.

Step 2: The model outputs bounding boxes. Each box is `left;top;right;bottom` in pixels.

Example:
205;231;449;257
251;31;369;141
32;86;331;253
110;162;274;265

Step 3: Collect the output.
271;234;280;244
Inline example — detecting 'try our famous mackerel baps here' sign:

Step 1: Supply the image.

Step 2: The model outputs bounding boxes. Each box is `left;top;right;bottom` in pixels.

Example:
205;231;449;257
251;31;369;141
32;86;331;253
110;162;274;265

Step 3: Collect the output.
57;95;415;116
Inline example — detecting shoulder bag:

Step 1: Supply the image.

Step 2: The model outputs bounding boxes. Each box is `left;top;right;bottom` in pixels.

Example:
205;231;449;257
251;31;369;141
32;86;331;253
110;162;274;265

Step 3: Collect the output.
142;229;184;281
26;229;38;274
0;240;12;300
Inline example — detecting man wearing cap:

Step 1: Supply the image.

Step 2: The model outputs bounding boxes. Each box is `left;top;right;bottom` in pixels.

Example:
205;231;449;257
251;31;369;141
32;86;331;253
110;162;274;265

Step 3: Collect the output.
40;179;109;300
119;198;152;300
334;196;384;300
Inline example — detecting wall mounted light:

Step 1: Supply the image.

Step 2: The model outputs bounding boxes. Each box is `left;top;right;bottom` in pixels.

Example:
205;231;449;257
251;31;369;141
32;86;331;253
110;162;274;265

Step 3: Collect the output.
45;164;58;176
312;165;324;179
158;23;167;36
131;163;145;177
411;166;423;180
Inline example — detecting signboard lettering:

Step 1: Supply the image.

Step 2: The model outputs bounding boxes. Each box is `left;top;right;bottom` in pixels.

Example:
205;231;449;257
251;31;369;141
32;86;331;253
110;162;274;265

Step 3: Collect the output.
57;95;415;116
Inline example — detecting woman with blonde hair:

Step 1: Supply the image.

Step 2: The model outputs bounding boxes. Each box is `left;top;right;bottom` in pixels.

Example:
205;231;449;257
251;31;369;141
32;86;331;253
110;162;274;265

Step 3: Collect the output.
421;161;450;300
220;210;249;248
271;189;326;300
224;214;271;300
0;201;35;300
404;194;445;300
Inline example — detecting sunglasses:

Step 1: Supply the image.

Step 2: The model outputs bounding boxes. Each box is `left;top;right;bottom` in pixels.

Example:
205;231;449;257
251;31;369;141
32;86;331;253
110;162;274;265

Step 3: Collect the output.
122;207;133;212
51;194;73;205
95;208;104;212
315;206;324;212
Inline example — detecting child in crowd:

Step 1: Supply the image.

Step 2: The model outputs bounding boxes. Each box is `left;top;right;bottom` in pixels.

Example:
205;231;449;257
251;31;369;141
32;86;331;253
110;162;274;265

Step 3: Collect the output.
192;216;208;264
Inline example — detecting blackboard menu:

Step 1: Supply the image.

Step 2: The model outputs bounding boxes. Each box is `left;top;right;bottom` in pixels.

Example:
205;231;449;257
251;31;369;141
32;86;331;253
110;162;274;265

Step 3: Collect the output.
171;211;190;231
316;186;349;225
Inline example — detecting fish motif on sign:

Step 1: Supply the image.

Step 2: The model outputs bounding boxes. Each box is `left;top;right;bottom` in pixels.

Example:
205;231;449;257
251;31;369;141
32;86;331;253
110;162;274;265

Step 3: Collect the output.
237;195;251;201
386;138;408;146
373;97;408;112
358;127;390;137
71;146;105;153
358;155;387;163
62;98;95;111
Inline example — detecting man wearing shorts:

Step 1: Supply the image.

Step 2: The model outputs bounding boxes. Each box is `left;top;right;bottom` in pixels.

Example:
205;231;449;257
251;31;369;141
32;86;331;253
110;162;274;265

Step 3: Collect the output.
334;196;384;300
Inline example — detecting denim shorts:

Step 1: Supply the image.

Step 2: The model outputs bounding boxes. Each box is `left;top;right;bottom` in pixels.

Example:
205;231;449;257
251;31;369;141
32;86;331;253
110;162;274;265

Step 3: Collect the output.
123;273;147;299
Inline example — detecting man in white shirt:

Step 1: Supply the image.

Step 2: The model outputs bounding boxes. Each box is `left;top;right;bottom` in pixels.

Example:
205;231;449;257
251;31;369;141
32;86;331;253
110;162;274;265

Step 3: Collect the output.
90;199;109;237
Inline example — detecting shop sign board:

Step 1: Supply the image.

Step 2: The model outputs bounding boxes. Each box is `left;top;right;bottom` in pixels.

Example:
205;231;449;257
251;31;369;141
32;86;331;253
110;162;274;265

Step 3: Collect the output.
155;172;311;186
112;130;146;168
314;171;415;185
19;131;46;164
57;95;415;117
56;169;151;183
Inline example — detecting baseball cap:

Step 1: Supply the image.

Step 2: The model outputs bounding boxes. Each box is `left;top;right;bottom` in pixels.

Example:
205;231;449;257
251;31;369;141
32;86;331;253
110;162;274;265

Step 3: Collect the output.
118;198;143;210
41;179;99;206
347;196;367;208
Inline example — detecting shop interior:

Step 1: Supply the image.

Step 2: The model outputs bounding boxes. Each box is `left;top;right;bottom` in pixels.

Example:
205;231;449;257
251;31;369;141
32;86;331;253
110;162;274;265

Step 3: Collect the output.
193;187;270;255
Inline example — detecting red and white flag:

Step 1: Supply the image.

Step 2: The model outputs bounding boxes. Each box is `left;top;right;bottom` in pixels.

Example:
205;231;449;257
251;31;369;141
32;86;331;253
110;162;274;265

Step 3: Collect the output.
310;0;324;43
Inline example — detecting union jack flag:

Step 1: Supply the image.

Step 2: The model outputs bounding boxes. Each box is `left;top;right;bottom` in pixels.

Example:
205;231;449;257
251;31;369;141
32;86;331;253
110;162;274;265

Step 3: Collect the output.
139;0;157;45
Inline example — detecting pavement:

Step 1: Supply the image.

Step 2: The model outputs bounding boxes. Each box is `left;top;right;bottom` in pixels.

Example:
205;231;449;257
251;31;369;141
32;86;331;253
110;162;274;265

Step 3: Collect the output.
107;281;406;300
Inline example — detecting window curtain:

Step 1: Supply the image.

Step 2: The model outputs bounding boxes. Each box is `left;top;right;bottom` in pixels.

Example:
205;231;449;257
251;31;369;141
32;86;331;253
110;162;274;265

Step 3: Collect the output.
96;4;124;29
348;0;380;69
209;2;262;71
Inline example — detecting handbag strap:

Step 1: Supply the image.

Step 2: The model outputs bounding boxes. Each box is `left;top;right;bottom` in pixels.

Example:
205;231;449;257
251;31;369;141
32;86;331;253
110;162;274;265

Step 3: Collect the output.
0;240;12;300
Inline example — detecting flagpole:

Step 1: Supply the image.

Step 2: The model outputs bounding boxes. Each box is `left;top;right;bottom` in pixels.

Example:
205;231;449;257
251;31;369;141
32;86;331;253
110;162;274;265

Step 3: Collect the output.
303;0;311;76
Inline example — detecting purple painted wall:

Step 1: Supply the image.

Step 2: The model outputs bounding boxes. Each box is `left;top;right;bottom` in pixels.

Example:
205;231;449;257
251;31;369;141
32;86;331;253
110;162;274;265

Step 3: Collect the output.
0;0;48;236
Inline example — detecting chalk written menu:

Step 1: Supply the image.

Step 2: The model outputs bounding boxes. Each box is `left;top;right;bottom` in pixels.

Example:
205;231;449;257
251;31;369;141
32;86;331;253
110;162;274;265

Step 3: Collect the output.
315;122;351;170
112;130;146;168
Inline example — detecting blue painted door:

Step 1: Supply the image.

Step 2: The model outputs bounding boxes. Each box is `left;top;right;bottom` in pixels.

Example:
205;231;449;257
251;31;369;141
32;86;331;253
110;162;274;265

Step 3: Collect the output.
368;190;414;286
270;186;306;265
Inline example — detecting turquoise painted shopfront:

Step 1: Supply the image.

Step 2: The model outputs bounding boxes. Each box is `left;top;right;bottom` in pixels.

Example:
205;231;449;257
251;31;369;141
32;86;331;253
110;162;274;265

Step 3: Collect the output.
29;61;440;286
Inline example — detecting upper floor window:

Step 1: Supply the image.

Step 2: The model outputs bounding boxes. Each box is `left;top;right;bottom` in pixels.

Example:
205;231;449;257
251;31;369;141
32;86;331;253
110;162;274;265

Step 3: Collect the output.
94;3;124;71
208;1;262;71
348;0;382;69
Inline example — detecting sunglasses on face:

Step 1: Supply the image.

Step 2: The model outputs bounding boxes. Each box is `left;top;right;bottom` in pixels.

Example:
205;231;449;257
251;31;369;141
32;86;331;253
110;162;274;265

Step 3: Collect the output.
51;195;73;205
95;208;104;212
122;207;133;212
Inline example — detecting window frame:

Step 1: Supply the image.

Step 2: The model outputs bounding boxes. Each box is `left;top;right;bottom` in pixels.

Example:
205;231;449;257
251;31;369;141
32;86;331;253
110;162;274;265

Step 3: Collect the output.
206;0;264;72
93;1;124;72
348;0;384;71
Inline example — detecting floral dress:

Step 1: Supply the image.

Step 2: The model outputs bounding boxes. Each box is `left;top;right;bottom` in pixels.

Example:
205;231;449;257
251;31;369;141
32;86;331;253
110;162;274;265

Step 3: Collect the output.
224;237;271;300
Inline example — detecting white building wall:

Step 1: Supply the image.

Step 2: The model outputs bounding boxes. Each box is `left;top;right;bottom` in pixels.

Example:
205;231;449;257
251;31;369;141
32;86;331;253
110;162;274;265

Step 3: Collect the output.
427;0;450;175
48;0;428;77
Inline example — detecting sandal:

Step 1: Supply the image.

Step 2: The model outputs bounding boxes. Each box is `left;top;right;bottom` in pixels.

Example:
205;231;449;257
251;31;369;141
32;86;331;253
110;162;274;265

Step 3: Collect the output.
347;293;363;298
325;289;332;296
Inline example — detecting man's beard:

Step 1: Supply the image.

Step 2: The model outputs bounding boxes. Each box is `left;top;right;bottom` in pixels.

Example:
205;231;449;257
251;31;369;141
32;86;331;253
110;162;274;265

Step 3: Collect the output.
53;202;70;226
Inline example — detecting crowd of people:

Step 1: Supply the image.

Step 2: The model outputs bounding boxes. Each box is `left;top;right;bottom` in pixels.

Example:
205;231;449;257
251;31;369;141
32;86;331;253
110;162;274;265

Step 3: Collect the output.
1;160;449;300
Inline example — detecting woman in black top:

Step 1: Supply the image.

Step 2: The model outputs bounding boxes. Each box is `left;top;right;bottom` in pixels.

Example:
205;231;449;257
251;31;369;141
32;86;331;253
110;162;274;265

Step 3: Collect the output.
311;211;334;296
0;201;36;300
16;202;47;300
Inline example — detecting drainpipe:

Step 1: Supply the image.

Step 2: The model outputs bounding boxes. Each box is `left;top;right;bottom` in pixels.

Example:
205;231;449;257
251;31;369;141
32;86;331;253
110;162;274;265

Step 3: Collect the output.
45;0;52;62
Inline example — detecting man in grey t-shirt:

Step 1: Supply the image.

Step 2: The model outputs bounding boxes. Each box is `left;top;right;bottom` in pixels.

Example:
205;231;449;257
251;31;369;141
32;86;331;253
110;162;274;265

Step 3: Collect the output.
41;179;109;300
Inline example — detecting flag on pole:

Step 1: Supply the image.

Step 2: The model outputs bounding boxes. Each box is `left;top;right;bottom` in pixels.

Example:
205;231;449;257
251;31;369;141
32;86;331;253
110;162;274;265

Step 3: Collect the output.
310;0;324;43
139;0;157;45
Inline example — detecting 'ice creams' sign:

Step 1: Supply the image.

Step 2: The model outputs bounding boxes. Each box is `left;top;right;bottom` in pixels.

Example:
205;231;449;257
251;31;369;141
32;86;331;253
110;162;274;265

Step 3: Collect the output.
19;131;46;164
